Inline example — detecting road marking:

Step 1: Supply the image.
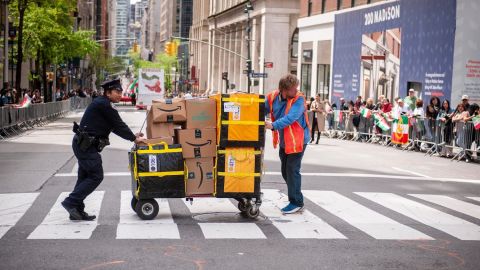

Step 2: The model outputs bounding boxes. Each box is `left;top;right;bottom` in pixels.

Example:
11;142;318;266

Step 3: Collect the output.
468;197;480;203
410;194;480;220
183;198;266;239
53;171;480;185
28;191;104;239
183;197;239;214
391;167;431;178
71;162;78;174
357;192;480;241
116;191;179;239
198;223;266;239
0;193;39;239
261;189;346;239
303;190;433;240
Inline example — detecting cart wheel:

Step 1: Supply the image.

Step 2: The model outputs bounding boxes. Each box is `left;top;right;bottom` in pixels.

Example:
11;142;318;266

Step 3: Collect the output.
245;206;260;219
238;200;248;212
131;197;138;211
135;199;159;220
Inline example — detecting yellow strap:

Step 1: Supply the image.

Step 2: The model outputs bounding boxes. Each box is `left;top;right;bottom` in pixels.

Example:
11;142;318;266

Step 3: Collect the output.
137;148;182;154
138;171;185;177
217;172;260;177
218;150;262;155
221;120;265;126
222;97;265;103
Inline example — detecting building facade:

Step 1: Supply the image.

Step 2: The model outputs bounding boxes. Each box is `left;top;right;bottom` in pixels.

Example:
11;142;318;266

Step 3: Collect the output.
189;0;210;92
112;0;130;57
197;0;299;95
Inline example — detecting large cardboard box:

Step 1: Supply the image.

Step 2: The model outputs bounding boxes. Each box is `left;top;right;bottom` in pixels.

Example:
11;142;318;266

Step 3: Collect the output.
137;137;174;146
176;128;216;158
185;98;216;129
151;98;187;123
185;158;215;196
146;109;175;139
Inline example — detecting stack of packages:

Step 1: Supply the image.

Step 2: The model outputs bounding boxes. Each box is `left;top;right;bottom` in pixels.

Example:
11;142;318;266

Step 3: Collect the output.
131;98;187;199
210;93;266;198
175;99;217;196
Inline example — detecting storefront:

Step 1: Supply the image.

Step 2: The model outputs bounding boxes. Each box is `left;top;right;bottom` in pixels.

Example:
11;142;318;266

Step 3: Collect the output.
298;0;480;106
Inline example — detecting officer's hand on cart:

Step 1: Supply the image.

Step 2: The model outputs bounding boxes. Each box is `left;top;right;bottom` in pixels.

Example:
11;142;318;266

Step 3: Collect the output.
134;135;147;144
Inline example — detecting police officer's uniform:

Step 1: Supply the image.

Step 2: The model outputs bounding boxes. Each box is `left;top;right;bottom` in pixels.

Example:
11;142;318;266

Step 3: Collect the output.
62;79;136;220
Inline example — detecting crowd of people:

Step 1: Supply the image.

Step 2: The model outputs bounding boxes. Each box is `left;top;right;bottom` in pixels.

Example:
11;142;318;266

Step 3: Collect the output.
307;89;480;162
0;83;98;107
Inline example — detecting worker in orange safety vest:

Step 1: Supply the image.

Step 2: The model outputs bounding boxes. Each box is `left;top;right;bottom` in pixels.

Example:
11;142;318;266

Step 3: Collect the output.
265;74;310;214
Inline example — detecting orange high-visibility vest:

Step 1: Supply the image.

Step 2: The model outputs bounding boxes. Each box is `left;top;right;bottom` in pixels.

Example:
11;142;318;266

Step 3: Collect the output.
267;90;310;154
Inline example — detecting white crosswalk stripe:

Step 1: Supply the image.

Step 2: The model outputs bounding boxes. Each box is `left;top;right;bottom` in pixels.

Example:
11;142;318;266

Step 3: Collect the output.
261;189;346;239
28;191;104;239
1;190;480;241
303;190;433;240
468;197;480;203
410;194;480;220
183;197;266;239
357;192;480;241
116;191;180;239
0;193;39;239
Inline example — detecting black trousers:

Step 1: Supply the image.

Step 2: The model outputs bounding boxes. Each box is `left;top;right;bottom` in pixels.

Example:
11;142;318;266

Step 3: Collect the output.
63;136;104;211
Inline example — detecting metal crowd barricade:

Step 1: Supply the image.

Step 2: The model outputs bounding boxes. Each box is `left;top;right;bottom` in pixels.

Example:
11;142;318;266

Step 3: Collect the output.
0;97;91;140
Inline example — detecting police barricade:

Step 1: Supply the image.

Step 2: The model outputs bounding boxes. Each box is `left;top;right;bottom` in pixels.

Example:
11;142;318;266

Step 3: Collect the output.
0;97;91;139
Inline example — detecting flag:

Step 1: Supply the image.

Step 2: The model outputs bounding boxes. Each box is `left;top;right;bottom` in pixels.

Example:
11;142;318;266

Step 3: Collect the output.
382;112;394;122
128;78;138;93
334;110;343;123
473;116;480;130
373;113;390;131
360;108;372;118
391;115;409;145
19;96;31;108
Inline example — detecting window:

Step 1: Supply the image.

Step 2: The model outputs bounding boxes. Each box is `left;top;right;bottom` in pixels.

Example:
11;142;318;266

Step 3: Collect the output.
321;0;327;13
301;64;312;98
308;0;313;16
291;28;299;58
337;0;343;10
317;64;331;100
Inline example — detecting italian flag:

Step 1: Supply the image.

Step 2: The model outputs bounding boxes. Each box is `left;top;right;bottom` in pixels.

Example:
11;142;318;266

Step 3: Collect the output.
20;96;31;108
334;110;343;122
391;115;409;144
373;113;390;131
361;108;372;118
473;116;480;130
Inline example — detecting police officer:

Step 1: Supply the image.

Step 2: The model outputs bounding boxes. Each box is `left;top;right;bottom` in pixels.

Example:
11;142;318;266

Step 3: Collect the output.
61;79;146;221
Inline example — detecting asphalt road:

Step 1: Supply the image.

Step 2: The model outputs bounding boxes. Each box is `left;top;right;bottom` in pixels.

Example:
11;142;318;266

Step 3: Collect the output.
1;106;479;270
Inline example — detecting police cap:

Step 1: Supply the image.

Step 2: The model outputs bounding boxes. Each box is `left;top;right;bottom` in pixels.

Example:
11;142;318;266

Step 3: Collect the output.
101;79;122;92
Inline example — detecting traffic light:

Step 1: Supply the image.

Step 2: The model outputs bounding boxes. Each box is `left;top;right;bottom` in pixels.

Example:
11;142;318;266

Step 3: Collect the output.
246;60;252;73
222;72;228;80
164;42;172;55
171;42;178;56
47;72;54;81
133;42;138;53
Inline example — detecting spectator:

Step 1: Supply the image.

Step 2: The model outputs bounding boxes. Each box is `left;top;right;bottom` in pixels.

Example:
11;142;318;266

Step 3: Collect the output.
55;89;62;101
375;95;385;111
410;99;425;151
461;95;470;111
382;98;392;113
437;100;454;157
324;100;334;130
404;88;417;111
392;99;408;119
463;103;479;162
339;97;348;110
430;96;441;117
130;92;136;106
32;89;42;103
345;101;356;139
452;103;469;158
354;95;362;111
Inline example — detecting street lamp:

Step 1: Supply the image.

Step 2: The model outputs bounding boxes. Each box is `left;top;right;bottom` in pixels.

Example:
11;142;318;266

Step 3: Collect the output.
244;1;253;93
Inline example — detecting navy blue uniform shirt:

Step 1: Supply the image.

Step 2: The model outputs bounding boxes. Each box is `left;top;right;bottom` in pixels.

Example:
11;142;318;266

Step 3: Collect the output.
79;96;136;141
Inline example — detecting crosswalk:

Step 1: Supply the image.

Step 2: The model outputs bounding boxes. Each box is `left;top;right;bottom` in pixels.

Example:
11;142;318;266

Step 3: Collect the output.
1;189;479;241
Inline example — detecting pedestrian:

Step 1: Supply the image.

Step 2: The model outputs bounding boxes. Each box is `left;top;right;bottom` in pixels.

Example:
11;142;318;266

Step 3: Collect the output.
130;92;136;106
461;95;470;111
437;99;454;157
61;79;146;221
310;94;325;144
265;74;310;214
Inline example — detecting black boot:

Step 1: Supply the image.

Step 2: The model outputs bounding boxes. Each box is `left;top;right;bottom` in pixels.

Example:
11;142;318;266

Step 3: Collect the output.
316;136;320;144
70;211;96;221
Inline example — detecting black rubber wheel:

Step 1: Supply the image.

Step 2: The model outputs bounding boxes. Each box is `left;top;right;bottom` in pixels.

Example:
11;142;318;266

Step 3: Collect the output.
131;197;138;212
238;200;248;212
135;199;159;220
245;206;260;219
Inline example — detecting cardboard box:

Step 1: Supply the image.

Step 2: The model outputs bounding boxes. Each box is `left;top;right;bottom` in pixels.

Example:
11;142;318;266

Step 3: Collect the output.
185;98;217;129
136;137;174;146
146;109;175;139
151;98;187;123
185;158;215;196
176;128;216;158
